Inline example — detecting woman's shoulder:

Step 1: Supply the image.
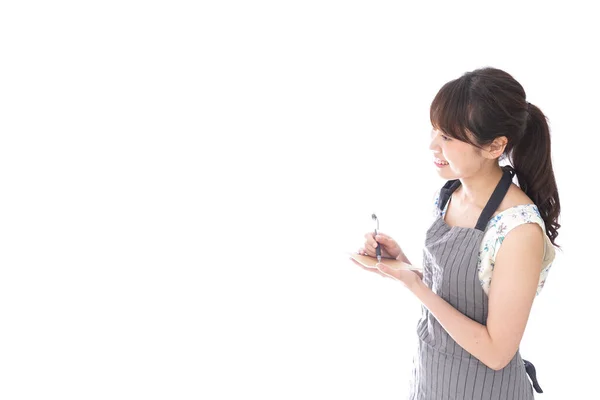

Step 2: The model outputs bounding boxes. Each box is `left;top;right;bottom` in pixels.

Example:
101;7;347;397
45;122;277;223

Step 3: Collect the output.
483;184;554;271
488;185;543;230
483;184;544;248
493;183;535;215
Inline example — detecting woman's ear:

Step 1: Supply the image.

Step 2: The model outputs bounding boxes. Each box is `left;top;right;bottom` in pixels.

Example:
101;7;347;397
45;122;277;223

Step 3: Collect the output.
484;136;508;159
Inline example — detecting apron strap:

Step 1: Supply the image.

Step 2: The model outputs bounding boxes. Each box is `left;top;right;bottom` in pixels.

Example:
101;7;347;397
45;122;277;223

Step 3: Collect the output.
438;179;462;212
437;166;516;231
474;166;516;231
523;359;544;393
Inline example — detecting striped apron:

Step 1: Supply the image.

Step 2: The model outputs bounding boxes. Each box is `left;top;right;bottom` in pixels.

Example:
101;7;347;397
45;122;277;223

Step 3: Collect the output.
409;166;542;399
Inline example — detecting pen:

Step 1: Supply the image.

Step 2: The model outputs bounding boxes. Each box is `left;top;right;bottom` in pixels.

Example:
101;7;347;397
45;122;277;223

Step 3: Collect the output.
371;213;381;263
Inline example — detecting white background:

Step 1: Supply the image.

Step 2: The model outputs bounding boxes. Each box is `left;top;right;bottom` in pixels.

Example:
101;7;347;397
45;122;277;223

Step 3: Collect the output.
1;1;597;399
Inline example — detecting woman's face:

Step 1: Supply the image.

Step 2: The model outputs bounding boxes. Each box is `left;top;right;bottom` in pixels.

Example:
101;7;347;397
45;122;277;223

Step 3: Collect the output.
429;128;483;179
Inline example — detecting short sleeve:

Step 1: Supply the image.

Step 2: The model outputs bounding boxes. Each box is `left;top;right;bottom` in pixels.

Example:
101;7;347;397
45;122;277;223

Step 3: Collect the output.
432;189;441;222
478;205;555;296
432;189;449;223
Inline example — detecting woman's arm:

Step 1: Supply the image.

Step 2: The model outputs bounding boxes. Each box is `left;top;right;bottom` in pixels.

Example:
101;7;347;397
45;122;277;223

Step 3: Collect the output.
408;223;543;370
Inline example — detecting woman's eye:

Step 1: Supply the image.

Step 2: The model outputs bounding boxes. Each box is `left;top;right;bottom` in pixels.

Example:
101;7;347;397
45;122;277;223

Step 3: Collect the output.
441;135;451;141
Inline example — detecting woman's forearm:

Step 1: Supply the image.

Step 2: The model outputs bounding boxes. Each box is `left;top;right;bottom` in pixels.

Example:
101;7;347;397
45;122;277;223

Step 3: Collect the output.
409;280;499;370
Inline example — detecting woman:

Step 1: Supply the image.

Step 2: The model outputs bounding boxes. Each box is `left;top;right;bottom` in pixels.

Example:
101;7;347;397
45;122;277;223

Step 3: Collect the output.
355;67;560;399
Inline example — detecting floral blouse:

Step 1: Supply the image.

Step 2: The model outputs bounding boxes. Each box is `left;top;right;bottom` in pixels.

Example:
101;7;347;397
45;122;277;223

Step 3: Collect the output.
433;190;555;296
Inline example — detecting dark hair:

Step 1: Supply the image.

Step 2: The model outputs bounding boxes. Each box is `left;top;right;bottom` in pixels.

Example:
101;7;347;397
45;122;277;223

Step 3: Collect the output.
429;67;561;248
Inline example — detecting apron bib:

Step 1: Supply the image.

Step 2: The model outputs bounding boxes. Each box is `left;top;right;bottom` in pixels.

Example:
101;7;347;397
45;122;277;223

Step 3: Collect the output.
409;166;541;399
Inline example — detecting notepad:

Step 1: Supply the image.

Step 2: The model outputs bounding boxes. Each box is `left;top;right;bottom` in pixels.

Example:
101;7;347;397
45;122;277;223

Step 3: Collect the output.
348;252;422;271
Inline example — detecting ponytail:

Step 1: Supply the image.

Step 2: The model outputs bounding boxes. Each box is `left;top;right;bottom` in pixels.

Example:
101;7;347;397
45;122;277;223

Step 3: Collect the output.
509;102;561;248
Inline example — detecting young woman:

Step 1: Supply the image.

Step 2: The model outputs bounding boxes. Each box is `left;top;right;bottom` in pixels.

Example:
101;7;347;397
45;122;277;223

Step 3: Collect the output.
355;67;560;399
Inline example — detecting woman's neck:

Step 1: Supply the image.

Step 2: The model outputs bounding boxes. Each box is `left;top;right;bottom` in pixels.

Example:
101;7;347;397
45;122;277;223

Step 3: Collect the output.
455;166;505;209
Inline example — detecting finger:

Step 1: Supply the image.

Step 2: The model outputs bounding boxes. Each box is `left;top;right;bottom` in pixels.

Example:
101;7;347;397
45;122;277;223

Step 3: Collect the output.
366;241;378;251
364;232;377;247
368;232;393;250
374;233;393;244
363;244;376;256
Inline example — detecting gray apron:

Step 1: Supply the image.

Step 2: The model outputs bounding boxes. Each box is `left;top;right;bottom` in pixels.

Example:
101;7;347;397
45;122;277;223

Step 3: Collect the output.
409;166;542;399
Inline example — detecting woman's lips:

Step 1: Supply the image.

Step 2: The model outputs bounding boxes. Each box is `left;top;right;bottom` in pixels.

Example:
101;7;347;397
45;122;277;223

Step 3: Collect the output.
434;159;449;167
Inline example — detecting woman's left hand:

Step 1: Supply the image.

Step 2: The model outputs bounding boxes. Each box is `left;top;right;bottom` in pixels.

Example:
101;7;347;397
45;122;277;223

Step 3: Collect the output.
353;259;422;290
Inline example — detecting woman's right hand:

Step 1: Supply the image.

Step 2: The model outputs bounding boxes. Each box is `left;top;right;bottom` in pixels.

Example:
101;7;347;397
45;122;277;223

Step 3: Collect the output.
357;232;402;260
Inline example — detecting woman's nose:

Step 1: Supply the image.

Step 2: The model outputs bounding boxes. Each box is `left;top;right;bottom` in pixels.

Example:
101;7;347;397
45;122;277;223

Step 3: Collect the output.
429;136;439;151
429;130;439;150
